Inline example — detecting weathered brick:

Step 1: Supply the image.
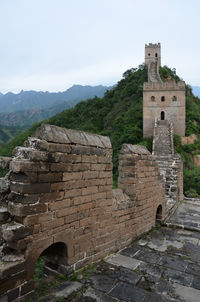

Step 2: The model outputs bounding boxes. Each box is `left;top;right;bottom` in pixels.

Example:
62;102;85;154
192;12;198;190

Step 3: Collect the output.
51;163;90;172
8;192;40;204
10;183;50;194
90;164;106;171
99;171;112;178
65;188;82;198
48;143;71;153
23;212;54;226
98;156;112;163
82;186;98;196
56;206;77;218
81;155;98;163
38;173;63;182
63;172;82;181
98;185;112;192
78;202;93;212
51;153;81;163
8;202;47;217
10;160;49;173
40;191;64;203
51;180;85;191
2;224;33;242
48;199;71;210
73;195;92;205
13;147;48;162
42;218;64;231
9;171;38;183
83;171;99;179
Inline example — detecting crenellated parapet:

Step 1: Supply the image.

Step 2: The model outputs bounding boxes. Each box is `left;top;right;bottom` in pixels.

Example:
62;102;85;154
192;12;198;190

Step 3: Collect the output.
143;80;185;91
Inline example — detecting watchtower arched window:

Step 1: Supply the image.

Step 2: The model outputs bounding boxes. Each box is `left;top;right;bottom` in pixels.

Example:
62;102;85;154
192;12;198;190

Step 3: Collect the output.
155;53;158;57
172;96;177;101
148;53;150;56
161;96;165;102
161;111;165;120
151;96;155;101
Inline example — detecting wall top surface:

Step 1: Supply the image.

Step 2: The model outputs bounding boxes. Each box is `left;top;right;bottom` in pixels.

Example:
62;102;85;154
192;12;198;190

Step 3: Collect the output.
34;124;112;149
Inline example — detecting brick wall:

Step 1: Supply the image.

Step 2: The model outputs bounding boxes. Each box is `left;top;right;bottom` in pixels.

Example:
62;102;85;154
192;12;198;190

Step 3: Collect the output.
0;124;166;301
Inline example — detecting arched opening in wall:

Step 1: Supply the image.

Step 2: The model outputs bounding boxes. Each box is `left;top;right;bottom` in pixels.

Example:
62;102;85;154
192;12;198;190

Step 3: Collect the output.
34;242;68;282
156;205;162;222
148;53;150;56
172;96;177;101
151;96;155;101
161;96;165;102
155;53;158;57
161;111;165;120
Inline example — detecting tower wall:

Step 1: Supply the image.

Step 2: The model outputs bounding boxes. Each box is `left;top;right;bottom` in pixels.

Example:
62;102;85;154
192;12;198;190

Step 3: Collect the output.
143;43;186;138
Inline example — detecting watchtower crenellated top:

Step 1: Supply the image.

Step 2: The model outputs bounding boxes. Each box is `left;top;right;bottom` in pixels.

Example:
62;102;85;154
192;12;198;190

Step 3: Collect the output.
145;42;161;71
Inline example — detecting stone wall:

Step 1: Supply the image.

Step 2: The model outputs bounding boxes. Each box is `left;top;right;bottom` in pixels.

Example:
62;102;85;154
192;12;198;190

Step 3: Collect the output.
0;124;166;301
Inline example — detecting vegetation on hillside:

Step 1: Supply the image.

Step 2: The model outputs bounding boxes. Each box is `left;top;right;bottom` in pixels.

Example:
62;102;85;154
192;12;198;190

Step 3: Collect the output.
1;64;200;195
0;125;25;148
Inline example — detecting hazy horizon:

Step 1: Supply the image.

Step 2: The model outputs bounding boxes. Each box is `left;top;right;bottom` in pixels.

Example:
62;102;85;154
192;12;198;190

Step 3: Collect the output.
1;0;200;93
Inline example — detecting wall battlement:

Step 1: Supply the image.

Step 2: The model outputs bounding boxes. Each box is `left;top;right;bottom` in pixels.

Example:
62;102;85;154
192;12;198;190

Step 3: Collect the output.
143;80;185;91
145;43;161;48
0;124;166;301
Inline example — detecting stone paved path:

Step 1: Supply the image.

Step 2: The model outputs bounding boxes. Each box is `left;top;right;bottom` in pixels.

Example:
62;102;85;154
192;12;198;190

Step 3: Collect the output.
35;199;200;302
167;198;200;231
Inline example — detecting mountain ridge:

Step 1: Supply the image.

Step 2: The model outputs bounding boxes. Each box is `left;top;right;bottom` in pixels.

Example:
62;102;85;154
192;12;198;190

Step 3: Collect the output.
0;84;112;127
0;84;111;113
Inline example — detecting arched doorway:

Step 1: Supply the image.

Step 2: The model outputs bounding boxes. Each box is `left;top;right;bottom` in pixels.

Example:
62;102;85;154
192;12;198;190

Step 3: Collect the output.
34;242;68;281
161;111;165;120
156;205;162;222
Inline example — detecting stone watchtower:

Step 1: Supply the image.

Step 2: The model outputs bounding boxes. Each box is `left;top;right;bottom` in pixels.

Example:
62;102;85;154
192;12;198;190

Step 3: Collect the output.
143;43;185;137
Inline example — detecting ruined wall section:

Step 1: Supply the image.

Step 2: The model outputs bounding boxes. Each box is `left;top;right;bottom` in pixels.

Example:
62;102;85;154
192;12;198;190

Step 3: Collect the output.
117;144;166;241
0;124;167;301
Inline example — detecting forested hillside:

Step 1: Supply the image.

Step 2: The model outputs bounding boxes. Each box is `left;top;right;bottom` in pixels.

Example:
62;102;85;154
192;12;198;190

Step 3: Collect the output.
1;64;200;194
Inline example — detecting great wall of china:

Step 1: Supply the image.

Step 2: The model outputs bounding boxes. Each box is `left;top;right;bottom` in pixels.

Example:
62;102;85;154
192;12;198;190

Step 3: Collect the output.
0;43;185;301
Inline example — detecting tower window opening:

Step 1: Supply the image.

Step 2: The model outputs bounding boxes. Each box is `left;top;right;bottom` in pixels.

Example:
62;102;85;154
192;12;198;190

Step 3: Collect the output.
151;96;155;101
161;96;165;102
148;53;150;56
172;96;177;101
155;53;158;57
161;111;165;120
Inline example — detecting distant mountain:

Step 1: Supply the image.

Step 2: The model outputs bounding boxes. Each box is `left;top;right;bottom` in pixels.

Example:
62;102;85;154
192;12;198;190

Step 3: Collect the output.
0;84;111;113
0;101;76;127
192;86;200;98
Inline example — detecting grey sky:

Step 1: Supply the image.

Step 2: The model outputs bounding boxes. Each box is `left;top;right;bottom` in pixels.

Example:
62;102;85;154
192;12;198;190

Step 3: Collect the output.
0;0;199;93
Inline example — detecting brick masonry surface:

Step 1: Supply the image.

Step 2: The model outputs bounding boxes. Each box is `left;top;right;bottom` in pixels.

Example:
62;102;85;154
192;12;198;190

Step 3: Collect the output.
0;124;167;301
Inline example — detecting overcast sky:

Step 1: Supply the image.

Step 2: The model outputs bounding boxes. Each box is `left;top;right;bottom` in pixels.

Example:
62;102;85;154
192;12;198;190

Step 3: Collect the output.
0;0;199;93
